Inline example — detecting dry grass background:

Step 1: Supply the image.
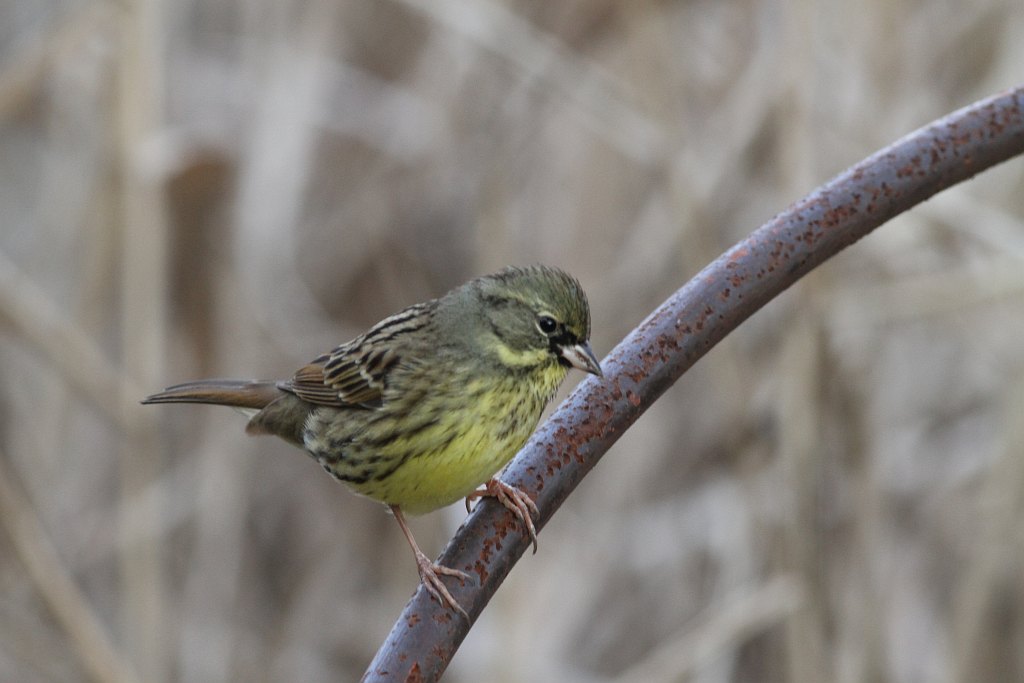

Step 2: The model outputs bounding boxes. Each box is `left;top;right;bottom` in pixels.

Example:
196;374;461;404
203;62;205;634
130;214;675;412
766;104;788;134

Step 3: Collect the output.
2;1;1024;681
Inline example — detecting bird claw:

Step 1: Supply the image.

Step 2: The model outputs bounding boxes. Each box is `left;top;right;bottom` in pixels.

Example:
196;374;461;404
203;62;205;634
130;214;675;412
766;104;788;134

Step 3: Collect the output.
465;479;540;554
413;549;471;620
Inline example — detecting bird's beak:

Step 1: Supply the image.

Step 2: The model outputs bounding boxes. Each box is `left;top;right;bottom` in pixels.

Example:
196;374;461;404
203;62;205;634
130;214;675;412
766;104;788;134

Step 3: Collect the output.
560;342;603;377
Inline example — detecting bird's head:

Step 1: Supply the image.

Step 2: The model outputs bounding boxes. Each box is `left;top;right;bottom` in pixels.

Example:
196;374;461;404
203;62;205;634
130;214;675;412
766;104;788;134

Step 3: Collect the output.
455;265;601;378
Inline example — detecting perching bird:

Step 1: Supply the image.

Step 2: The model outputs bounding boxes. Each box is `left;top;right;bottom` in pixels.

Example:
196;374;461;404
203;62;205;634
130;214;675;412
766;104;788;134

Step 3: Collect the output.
143;265;601;616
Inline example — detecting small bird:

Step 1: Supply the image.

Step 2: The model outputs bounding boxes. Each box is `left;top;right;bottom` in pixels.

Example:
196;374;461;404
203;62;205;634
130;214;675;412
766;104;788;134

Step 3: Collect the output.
143;265;601;617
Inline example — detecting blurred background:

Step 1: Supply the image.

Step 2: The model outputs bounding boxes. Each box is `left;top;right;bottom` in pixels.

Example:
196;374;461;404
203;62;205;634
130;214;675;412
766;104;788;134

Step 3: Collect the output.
3;0;1024;681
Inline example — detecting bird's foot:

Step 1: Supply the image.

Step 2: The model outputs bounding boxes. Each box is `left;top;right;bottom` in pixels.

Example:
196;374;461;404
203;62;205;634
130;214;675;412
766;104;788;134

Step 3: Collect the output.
465;478;540;553
413;549;471;620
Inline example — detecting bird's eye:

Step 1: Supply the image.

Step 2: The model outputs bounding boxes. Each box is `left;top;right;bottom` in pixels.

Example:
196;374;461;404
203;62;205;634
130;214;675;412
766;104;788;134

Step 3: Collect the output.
537;315;558;335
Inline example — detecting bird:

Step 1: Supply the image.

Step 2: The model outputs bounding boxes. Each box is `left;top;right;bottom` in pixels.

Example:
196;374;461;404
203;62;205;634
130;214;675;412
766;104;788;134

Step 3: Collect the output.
142;264;601;617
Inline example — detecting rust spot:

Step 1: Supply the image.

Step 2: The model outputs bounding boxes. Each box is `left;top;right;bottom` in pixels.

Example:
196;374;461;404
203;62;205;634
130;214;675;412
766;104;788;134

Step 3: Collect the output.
405;663;424;683
727;246;751;264
657;334;680;352
432;610;453;626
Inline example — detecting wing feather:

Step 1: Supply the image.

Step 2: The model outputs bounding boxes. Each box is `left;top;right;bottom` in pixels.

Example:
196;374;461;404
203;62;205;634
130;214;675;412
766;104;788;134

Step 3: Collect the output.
282;301;436;409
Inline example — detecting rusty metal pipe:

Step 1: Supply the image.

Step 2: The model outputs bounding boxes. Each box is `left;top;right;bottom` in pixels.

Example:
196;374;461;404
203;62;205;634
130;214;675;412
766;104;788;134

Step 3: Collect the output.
362;86;1024;682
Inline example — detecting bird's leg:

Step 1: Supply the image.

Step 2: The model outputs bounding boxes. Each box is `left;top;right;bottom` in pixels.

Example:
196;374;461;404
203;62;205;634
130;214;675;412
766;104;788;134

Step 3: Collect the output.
390;505;471;619
465;479;540;554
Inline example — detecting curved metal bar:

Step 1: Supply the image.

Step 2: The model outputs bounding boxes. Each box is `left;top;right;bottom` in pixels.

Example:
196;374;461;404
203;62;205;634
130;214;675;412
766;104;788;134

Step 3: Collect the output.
363;86;1024;682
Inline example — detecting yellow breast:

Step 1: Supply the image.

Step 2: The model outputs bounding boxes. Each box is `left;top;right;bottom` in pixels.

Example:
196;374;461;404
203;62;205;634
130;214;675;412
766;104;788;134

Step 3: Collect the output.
340;365;567;515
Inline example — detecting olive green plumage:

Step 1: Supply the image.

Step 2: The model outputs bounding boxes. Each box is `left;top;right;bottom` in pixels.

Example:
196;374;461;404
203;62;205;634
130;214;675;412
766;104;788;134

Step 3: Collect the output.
143;265;601;615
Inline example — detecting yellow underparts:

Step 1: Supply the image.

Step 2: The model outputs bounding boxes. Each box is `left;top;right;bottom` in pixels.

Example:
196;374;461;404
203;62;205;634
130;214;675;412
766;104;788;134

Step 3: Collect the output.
323;360;568;515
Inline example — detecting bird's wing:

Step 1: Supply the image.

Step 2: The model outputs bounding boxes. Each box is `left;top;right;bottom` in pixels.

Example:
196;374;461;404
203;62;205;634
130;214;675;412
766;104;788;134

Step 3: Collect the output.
283;301;436;409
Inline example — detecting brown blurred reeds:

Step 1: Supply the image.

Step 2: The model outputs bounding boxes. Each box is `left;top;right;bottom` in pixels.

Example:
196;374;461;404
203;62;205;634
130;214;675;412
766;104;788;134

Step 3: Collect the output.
2;1;1024;682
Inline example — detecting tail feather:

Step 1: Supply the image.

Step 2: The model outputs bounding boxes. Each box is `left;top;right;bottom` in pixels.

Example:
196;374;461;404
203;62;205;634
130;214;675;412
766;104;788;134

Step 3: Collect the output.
141;379;282;410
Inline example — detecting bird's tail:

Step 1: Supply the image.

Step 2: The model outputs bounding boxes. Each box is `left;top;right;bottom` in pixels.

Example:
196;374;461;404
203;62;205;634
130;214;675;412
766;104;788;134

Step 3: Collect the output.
142;379;282;410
